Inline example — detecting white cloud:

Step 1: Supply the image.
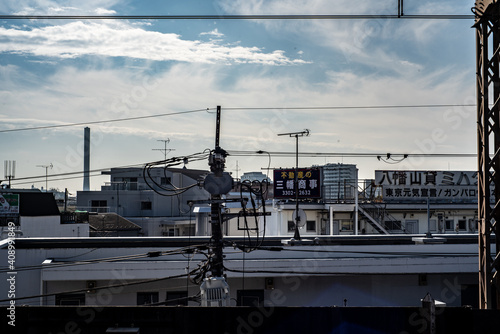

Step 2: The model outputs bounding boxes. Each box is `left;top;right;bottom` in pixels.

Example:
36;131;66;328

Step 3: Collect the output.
0;61;476;190
94;8;116;15
0;62;473;146
0;21;306;65
1;0;122;15
200;28;224;38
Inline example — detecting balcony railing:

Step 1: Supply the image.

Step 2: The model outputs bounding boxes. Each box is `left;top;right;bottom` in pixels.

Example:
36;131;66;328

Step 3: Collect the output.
76;206;110;213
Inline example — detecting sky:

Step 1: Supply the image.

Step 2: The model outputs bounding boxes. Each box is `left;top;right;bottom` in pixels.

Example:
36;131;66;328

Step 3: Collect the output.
0;0;477;193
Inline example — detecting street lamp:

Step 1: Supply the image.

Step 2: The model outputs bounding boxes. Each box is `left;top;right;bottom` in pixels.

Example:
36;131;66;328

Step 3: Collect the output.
277;129;310;240
36;163;53;192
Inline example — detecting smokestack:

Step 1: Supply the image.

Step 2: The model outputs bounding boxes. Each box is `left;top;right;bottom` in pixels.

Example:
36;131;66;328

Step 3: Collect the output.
83;127;90;191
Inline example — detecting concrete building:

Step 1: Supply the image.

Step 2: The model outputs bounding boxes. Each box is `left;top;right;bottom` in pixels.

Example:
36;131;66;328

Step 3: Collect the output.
75;166;483;240
77;167;210;236
0;167;490;312
321;163;358;202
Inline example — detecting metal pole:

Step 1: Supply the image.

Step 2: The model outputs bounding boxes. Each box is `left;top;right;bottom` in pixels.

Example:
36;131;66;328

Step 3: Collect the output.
294;134;300;240
277;129;310;241
211;105;225;277
426;196;431;238
474;2;500;309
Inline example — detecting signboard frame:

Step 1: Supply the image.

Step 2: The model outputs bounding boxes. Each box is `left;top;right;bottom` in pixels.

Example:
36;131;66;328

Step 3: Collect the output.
0;193;20;214
273;168;321;199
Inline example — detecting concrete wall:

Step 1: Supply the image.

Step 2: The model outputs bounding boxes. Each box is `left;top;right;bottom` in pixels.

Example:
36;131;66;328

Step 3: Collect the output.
0;241;482;308
20;216;89;238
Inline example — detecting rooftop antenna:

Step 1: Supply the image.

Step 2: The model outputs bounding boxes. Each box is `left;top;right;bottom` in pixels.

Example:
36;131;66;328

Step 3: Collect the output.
277;129;310;241
234;160;241;179
36;163;53;192
153;139;175;161
4;160;16;188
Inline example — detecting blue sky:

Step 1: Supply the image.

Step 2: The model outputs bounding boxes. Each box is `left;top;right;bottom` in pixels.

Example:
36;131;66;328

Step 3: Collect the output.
0;0;477;193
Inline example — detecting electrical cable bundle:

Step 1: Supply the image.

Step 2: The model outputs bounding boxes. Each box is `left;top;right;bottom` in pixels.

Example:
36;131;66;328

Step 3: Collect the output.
232;179;269;253
142;151;210;196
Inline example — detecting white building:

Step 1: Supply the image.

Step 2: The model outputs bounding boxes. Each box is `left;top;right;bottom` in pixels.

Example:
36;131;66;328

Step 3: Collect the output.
0;235;482;308
0;168;488;310
0;190;89;240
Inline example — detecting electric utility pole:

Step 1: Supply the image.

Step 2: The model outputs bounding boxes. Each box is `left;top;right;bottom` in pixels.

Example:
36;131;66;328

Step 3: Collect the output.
200;105;233;306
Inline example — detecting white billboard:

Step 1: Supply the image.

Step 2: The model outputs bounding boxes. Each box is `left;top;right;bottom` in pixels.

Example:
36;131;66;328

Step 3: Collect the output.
374;171;479;203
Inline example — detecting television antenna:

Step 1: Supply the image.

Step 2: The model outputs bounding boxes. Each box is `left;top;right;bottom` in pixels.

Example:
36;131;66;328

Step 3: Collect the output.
153;139;175;160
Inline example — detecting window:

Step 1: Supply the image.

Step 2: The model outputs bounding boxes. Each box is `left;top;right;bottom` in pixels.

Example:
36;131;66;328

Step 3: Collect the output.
445;219;454;231
287;220;295;232
166;228;179;236
165;291;188;306
341;220;353;231
405;220;419;234
306;220;316;232
91;200;107;207
237;290;264;307
141;201;152;210
137;292;159;305
90;200;107;213
457;219;467;231
56;293;85;306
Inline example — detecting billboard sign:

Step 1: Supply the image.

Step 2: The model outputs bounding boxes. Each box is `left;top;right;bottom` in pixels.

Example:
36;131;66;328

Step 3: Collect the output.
274;168;321;199
375;170;480;203
0;194;19;213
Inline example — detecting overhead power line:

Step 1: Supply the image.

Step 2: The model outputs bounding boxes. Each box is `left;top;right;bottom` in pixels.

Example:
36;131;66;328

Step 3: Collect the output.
0;14;475;20
215;104;476;111
3;151;476;187
3;162;147;183
0;109;207;133
227;150;477;158
0;104;476;134
0;272;190;303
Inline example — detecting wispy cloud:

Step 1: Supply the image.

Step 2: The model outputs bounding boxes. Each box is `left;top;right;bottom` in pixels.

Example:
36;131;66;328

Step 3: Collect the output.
200;28;224;38
94;8;116;15
217;0;471;73
0;21;306;65
1;0;122;15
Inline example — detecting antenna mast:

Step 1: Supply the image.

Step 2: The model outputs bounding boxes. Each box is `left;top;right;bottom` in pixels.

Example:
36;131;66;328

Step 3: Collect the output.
4;160;16;188
153;139;175;160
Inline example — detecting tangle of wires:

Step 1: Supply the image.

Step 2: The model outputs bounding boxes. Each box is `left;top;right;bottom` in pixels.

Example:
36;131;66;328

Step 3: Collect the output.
232;179;270;253
143;151;210;196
